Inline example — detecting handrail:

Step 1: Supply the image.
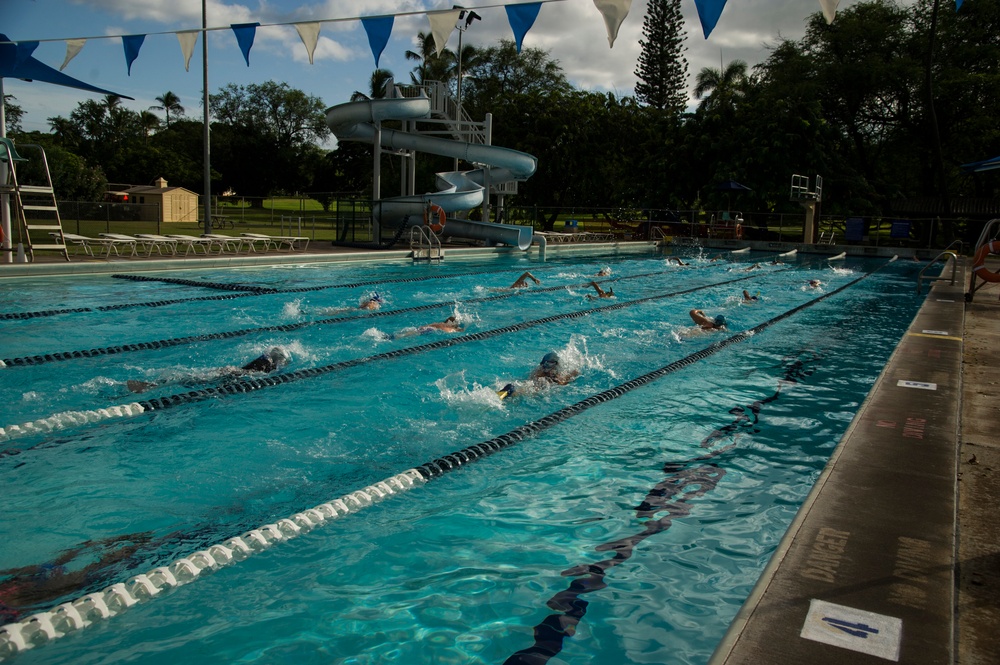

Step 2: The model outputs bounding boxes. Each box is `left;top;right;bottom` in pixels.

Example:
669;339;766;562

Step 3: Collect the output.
917;240;964;293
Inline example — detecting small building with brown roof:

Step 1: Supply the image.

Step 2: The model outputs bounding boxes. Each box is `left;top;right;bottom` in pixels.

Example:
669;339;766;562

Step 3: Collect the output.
124;177;199;223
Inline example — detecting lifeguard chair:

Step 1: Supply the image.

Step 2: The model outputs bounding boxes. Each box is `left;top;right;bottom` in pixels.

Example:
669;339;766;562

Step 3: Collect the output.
1;137;69;261
790;174;822;244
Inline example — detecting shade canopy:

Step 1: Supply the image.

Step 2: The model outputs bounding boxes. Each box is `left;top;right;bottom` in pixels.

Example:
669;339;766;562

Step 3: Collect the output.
715;179;752;192
0;32;132;100
960;156;1000;173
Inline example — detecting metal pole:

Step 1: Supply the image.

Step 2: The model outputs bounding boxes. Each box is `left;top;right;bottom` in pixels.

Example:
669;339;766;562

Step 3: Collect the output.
1;77;11;263
202;0;212;236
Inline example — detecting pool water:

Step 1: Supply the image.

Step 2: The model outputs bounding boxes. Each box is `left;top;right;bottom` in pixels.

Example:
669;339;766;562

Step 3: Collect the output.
0;250;927;664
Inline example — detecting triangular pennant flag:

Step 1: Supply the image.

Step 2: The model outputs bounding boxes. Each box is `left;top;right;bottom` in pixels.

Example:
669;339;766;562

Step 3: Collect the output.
294;23;321;65
15;41;39;68
693;0;729;39
60;38;86;71
176;30;198;72
361;17;393;67
231;23;260;66
819;0;840;23
428;10;461;56
506;3;541;53
122;34;145;75
956;0;963;8
592;0;632;48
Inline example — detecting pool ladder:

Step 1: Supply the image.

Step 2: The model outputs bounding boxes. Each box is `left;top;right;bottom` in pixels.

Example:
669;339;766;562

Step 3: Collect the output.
409;224;443;261
917;239;964;294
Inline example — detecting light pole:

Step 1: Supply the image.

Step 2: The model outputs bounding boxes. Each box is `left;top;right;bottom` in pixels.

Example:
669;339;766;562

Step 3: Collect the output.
453;7;481;130
202;0;212;236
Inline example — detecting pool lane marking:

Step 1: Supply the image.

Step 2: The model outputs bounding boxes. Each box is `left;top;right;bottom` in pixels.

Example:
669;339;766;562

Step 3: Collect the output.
0;249;768;320
0;261;788;367
0;261;894;658
0;270;775;444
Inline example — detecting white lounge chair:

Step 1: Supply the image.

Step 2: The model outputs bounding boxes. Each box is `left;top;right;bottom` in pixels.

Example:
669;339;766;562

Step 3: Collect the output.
164;234;224;255
57;232;137;258
100;233;176;257
200;233;246;253
241;232;309;252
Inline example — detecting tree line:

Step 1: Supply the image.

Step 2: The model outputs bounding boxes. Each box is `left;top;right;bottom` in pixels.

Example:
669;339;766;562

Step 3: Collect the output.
3;0;999;223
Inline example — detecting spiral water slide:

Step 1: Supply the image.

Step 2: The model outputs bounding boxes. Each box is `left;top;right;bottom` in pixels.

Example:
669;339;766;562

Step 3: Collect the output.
325;96;537;250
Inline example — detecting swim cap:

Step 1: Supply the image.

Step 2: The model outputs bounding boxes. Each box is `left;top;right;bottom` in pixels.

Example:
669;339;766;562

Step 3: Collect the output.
541;352;559;367
371;292;384;303
269;347;290;366
713;315;726;327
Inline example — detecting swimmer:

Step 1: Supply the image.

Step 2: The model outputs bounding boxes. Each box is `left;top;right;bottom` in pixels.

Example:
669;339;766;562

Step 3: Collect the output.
497;351;579;400
126;346;291;394
586;281;615;299
743;290;759;302
316;292;384;315
509;272;540;289
808;279;822;288
744;263;762;271
596;267;612;277
385;316;464;340
668;257;689;266
689;309;726;331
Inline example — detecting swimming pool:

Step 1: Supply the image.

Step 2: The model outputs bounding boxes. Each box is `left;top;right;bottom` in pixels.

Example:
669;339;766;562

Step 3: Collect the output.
0;249;928;664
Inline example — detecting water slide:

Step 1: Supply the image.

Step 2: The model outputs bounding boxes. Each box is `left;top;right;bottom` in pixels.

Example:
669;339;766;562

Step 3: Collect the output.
325;96;537;250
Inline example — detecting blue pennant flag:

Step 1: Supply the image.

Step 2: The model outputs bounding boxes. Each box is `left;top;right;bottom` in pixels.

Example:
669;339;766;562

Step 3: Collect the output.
505;3;541;53
361;16;394;67
693;0;729;39
122;34;145;75
14;40;38;68
231;23;260;66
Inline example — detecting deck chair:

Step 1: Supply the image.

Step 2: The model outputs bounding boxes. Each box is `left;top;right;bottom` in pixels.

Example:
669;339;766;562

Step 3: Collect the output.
101;233;174;257
241;232;309;252
58;232;136;257
163;234;221;255
201;233;246;253
890;220;912;246
845;218;865;243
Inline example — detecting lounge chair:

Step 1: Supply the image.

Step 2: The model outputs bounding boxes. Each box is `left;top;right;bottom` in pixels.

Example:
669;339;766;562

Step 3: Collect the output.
57;232;137;258
164;234;225;255
241;232;309;252
100;233;176;257
200;233;246;253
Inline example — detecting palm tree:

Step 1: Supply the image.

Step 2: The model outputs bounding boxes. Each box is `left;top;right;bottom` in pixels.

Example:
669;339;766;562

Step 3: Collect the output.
405;32;454;86
138;111;161;144
149;91;185;127
351;69;396;102
693;60;748;111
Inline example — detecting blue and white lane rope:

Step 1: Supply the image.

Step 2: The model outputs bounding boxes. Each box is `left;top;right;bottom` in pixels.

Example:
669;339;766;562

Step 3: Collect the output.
0;258;895;660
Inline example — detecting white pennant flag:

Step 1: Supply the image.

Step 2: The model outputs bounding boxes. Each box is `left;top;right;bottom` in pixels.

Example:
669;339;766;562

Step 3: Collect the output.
176;30;198;71
819;0;840;23
593;0;632;48
428;10;462;56
59;39;86;71
295;23;321;64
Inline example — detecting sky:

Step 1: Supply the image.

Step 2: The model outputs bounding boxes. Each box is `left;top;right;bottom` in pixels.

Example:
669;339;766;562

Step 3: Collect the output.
1;0;862;140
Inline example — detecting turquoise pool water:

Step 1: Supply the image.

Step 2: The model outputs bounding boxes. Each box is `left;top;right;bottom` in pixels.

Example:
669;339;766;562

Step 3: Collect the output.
0;250;927;664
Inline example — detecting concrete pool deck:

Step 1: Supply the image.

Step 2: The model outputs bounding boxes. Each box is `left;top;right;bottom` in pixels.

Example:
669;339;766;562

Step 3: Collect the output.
710;255;1000;665
2;240;998;664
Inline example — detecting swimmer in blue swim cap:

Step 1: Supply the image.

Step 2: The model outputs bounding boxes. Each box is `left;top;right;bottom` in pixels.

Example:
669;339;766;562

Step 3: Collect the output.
690;309;726;330
497;351;579;400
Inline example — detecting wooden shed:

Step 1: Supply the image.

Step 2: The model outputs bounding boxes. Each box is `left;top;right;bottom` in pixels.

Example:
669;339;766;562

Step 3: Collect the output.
125;178;199;223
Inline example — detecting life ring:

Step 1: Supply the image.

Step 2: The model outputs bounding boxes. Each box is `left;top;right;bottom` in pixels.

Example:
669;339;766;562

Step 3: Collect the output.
424;204;446;233
972;239;1000;282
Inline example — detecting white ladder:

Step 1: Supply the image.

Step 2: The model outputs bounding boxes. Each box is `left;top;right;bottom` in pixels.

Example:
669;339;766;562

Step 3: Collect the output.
409;225;443;261
0;139;69;262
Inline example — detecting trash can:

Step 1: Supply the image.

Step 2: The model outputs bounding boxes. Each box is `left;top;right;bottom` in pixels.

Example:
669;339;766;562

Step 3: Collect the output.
564;219;579;231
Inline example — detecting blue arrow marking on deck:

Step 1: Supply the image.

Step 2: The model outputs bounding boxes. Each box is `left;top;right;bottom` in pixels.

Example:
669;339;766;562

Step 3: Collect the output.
822;617;880;639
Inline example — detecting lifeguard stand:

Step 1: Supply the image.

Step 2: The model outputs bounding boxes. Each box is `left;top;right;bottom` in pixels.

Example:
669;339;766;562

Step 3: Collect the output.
790;174;822;244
